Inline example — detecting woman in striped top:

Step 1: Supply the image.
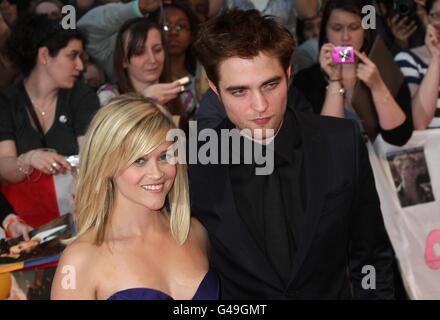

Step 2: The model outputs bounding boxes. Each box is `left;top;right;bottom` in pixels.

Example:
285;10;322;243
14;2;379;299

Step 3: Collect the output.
395;0;440;129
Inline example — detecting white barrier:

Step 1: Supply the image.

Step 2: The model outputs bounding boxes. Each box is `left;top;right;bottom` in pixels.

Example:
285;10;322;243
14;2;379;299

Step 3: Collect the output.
368;130;440;299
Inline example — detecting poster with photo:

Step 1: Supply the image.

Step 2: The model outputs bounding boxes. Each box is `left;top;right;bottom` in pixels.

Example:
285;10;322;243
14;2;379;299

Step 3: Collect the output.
386;147;435;208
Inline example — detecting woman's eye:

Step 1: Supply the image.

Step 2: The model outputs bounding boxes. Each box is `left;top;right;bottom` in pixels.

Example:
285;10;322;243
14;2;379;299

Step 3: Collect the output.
153;46;163;54
158;153;168;162
134;158;146;165
133;47;146;56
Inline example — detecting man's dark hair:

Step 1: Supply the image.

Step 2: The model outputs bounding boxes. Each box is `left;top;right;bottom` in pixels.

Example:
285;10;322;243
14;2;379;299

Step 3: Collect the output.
7;13;85;77
193;9;295;88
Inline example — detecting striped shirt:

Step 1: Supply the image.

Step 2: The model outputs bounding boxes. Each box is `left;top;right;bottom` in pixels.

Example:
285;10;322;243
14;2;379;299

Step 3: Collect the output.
395;49;440;128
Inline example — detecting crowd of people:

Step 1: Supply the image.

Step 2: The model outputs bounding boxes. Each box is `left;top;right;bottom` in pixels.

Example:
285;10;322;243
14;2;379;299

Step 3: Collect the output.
0;0;439;300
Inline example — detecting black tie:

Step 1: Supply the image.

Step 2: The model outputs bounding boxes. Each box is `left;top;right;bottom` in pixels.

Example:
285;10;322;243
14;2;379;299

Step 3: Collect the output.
261;153;295;284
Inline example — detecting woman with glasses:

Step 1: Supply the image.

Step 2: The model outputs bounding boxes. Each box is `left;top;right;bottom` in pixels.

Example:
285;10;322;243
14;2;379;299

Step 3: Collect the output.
152;0;199;119
395;0;440;129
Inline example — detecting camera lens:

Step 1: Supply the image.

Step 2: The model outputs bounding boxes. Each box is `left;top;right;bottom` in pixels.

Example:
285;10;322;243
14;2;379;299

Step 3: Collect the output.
399;4;409;15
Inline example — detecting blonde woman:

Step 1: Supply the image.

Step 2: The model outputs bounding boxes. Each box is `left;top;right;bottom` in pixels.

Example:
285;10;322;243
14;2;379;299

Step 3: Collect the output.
51;94;218;300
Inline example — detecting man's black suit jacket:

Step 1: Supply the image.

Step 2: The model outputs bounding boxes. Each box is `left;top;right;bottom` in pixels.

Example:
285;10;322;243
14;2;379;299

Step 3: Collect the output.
188;101;394;299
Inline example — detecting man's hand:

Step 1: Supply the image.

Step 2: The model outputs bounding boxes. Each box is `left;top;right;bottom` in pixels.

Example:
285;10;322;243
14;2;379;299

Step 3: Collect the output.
139;0;161;14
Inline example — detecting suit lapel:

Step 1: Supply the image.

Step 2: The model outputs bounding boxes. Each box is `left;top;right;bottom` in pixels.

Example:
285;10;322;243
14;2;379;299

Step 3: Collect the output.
288;111;329;287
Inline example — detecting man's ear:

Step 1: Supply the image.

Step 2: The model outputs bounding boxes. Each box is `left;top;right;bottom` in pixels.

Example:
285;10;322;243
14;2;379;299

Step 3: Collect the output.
208;79;219;96
37;47;50;66
286;64;292;81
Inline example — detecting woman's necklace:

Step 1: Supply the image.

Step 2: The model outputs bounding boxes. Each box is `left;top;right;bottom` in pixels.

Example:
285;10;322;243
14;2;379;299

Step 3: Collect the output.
30;94;57;117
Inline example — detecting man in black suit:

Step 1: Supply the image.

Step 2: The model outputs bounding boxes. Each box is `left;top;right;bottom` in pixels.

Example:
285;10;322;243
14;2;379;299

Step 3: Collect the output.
189;9;394;299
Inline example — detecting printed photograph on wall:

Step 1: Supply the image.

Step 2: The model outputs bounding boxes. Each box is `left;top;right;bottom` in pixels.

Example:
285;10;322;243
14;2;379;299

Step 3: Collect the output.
387;147;435;208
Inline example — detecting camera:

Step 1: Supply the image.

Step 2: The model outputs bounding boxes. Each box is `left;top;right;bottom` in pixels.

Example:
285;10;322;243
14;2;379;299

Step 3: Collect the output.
65;155;79;167
332;46;355;64
393;0;416;17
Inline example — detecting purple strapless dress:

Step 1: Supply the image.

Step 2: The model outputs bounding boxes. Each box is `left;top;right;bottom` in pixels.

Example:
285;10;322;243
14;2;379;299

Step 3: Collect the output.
107;270;219;300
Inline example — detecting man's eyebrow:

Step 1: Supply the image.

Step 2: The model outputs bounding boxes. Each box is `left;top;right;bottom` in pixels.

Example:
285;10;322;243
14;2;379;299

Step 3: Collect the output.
262;76;282;86
225;76;283;92
225;85;249;92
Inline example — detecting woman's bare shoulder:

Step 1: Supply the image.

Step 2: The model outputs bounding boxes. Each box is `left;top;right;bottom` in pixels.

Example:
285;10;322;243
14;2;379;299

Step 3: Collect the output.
51;231;100;299
62;232;99;262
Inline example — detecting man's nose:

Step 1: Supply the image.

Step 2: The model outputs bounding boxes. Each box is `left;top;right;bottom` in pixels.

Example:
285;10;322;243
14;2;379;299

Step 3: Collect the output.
251;91;269;114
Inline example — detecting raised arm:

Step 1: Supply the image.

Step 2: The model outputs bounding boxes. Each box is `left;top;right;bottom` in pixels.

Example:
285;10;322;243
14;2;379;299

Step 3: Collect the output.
408;25;440;129
295;0;320;19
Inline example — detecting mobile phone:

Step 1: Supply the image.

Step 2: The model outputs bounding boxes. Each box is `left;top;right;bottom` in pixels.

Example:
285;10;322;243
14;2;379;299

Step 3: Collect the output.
332;46;355;64
177;76;190;86
177;76;191;93
65;155;79;167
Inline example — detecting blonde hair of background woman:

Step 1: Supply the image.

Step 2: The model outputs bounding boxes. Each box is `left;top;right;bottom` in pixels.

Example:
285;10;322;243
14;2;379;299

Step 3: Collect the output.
75;94;190;246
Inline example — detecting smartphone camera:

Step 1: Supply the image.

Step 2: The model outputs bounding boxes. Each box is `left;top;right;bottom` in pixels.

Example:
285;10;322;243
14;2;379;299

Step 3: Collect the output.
65;155;79;167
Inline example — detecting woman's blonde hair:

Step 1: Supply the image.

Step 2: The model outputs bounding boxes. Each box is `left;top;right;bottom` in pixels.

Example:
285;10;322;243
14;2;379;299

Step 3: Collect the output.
75;93;190;246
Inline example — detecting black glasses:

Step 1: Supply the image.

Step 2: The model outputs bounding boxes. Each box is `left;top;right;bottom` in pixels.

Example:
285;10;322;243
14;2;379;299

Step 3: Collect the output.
430;11;440;20
162;23;190;32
